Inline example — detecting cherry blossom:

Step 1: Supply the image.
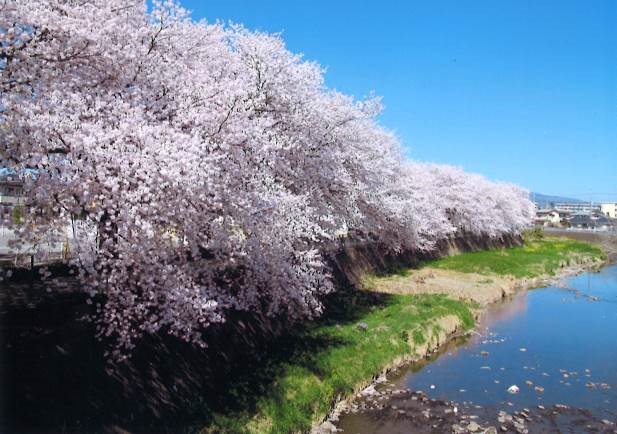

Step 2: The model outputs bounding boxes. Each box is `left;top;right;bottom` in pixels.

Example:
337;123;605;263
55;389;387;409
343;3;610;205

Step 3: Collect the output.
0;0;533;356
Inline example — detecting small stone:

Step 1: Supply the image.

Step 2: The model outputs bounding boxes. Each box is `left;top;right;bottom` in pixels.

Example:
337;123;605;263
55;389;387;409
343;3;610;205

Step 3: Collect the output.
468;421;480;432
534;386;544;393
500;426;508;432
480;350;490;356
513;416;525;425
430;384;436;389
452;424;465;434
356;322;368;331
485;427;498;434
361;384;377;396
507;385;520;394
525;380;533;387
519;348;527;352
318;421;337;433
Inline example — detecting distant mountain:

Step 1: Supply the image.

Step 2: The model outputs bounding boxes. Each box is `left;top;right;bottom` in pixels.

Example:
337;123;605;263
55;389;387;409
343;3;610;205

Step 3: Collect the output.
530;192;585;208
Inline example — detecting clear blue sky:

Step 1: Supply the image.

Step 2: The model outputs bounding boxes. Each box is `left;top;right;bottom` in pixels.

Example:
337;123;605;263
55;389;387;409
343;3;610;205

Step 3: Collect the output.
181;0;617;201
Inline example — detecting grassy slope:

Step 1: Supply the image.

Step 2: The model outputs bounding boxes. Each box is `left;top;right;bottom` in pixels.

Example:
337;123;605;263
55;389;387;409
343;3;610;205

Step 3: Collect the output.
204;293;473;434
429;236;606;278
201;236;605;433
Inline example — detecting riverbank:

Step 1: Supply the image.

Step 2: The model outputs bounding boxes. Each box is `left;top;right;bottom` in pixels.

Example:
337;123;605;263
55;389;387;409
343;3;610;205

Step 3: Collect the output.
205;293;475;434
1;235;607;434
334;264;617;434
361;236;608;308
312;236;607;434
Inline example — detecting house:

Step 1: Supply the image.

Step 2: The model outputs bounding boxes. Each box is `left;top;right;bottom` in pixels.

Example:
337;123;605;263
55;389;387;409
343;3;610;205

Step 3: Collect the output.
568;213;613;231
568;213;593;229
534;209;562;226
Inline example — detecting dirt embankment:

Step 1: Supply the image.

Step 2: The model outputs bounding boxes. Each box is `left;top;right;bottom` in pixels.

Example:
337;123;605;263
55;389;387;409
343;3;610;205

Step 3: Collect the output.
327;233;523;290
362;230;613;309
368;255;605;309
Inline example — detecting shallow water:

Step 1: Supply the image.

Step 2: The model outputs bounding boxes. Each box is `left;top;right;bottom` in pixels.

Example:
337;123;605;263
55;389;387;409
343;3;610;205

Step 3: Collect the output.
336;265;617;432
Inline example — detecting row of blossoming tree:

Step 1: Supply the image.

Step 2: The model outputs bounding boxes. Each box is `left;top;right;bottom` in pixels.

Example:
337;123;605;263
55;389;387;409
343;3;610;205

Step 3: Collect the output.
0;1;534;356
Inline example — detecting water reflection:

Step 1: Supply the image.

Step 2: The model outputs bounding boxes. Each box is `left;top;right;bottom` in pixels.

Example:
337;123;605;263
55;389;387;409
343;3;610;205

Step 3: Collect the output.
337;265;617;432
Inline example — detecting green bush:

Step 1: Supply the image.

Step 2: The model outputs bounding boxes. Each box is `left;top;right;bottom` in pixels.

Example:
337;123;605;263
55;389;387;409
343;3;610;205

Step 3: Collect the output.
522;227;544;241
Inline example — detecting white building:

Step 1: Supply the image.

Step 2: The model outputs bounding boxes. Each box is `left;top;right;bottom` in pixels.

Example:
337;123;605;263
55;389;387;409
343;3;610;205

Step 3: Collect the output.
534;209;562;226
600;203;617;219
554;202;601;214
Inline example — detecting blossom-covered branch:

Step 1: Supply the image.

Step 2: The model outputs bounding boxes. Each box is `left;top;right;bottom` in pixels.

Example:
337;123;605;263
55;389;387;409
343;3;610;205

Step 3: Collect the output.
0;0;534;357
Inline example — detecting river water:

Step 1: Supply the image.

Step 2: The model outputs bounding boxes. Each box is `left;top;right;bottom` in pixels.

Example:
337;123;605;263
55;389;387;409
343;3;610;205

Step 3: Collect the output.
335;265;617;433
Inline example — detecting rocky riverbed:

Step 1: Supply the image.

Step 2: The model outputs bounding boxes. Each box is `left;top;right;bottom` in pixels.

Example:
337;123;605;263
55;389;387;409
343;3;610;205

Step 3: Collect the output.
326;386;616;433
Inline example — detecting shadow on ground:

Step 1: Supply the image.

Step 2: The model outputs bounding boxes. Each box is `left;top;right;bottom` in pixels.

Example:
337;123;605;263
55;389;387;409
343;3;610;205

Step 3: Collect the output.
1;234;518;433
0;275;392;434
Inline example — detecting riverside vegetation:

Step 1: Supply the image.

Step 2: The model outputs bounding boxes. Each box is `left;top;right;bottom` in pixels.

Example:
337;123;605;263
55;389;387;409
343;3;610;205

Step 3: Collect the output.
202;235;607;434
429;236;606;278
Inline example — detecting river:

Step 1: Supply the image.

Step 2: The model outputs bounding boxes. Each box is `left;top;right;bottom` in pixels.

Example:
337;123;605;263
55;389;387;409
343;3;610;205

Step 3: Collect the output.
335;265;617;433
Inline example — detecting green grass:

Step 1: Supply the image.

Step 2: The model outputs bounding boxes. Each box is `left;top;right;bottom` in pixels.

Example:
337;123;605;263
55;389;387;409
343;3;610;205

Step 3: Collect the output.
200;293;474;434
197;237;605;433
429;237;606;278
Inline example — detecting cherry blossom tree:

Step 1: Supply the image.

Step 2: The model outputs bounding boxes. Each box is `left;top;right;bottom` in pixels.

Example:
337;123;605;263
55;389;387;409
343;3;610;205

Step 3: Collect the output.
0;0;533;356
